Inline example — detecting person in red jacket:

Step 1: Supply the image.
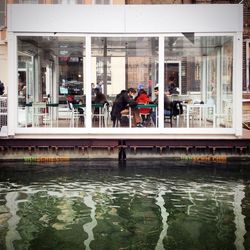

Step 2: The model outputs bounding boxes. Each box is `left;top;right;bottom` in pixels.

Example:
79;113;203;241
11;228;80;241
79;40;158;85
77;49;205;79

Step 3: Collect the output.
135;89;151;114
135;89;152;125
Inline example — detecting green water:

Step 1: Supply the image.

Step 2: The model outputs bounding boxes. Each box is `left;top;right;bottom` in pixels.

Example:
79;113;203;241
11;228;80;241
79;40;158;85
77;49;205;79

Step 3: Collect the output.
0;160;249;250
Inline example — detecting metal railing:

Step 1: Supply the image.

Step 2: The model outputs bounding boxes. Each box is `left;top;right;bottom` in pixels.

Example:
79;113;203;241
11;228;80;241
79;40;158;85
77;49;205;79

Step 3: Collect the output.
0;96;7;129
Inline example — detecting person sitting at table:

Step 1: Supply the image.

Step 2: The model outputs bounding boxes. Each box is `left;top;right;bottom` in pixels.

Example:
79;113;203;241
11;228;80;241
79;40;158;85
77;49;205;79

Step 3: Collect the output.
168;76;180;95
110;90;126;127
92;87;108;125
66;94;84;125
93;87;107;105
93;87;108;110
135;89;152;126
151;84;172;126
111;88;143;127
66;94;77;104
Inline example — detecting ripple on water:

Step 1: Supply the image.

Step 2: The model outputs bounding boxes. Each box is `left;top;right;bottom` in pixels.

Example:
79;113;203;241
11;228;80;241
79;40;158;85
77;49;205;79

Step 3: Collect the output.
0;164;248;250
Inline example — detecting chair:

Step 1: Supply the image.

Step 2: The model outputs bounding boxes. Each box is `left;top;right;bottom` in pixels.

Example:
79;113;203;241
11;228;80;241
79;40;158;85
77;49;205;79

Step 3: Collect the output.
138;103;153;127
68;102;85;127
164;110;173;127
163;101;174;127
171;101;183;127
32;102;48;127
92;102;109;127
140;113;152;127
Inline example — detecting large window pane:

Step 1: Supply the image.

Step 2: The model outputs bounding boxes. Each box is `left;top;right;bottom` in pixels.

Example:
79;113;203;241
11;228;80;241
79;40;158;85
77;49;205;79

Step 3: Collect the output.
17;36;85;128
91;37;158;128
164;35;233;128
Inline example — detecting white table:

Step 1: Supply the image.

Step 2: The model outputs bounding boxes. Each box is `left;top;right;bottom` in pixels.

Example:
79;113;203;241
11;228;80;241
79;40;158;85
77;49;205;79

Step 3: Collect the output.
184;103;215;128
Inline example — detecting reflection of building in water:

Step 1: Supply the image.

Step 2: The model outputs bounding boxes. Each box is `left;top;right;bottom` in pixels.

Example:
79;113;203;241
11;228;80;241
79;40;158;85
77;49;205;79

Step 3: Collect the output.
0;179;248;249
52;198;77;230
83;194;97;250
5;192;21;250
233;183;246;250
155;188;169;250
163;182;247;250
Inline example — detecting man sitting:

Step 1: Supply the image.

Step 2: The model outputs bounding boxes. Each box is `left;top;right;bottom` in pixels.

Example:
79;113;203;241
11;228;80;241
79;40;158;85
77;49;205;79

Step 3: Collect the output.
151;84;172;126
111;88;143;127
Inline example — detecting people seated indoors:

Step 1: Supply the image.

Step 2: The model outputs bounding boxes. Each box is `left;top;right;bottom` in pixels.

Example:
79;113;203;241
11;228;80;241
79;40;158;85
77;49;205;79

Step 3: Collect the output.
66;94;76;104
110;90;127;127
151;84;172;126
168;76;180;95
135;89;152;125
66;94;84;123
135;89;151;113
110;88;143;127
92;87;108;114
92;87;107;104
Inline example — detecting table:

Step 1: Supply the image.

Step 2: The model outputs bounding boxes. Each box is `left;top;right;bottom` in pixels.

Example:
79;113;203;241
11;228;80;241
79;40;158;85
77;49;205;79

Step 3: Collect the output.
183;103;215;128
73;103;107;127
128;103;157;128
25;102;59;127
47;103;59;127
92;103;108;127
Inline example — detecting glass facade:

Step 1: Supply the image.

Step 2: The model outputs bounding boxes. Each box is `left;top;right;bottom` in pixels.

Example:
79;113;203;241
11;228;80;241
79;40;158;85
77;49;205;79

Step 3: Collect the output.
17;36;85;128
16;34;234;130
91;37;158;127
164;35;233;128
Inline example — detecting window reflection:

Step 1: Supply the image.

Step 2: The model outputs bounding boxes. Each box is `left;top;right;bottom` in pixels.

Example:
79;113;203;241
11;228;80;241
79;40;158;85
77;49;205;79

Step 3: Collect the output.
16;34;234;130
164;35;233;128
91;37;159;128
17;36;85;128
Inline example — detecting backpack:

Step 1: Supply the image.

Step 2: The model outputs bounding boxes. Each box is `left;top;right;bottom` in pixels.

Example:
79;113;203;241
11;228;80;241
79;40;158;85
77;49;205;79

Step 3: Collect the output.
172;101;183;116
120;116;129;127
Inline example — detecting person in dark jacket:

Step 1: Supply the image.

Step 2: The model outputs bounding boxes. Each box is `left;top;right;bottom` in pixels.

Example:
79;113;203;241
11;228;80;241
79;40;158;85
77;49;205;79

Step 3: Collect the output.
93;87;107;105
111;88;143;127
110;90;126;127
168;76;180;95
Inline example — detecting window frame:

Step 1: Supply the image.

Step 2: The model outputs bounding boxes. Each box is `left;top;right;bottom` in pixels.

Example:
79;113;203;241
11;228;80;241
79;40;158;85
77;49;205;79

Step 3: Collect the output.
11;32;239;137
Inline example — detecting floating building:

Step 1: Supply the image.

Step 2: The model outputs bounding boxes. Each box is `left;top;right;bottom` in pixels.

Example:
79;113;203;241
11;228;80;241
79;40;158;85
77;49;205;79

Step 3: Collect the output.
0;2;250;160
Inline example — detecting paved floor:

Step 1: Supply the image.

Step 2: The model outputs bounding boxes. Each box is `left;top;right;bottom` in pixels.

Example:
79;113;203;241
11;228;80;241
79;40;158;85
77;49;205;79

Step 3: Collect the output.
243;128;250;139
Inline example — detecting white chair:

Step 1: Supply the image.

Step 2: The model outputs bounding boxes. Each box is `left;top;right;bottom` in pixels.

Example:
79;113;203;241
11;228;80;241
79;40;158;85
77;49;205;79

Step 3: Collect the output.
32;102;48;127
92;103;109;127
69;102;85;127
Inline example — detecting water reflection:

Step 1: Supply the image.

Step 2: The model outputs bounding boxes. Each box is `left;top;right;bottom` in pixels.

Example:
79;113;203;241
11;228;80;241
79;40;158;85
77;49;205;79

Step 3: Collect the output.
0;161;249;250
83;194;97;250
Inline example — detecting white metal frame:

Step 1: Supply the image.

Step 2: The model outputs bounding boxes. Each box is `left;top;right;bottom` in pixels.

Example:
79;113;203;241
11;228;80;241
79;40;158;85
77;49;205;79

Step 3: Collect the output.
10;32;239;137
245;39;250;93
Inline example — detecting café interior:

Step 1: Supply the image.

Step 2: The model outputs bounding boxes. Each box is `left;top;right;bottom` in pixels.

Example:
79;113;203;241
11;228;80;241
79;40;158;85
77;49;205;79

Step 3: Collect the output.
17;35;234;129
7;4;242;138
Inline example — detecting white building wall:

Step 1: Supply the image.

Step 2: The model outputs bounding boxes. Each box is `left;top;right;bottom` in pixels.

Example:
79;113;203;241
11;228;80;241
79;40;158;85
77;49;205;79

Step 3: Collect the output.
8;4;243;34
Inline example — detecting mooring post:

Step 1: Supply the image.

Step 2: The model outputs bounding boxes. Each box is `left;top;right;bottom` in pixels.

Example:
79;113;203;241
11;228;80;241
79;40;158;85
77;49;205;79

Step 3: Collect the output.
118;139;126;162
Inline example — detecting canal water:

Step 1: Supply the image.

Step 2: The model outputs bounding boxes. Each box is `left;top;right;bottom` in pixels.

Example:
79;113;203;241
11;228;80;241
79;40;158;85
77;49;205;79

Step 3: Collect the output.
0;160;250;250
